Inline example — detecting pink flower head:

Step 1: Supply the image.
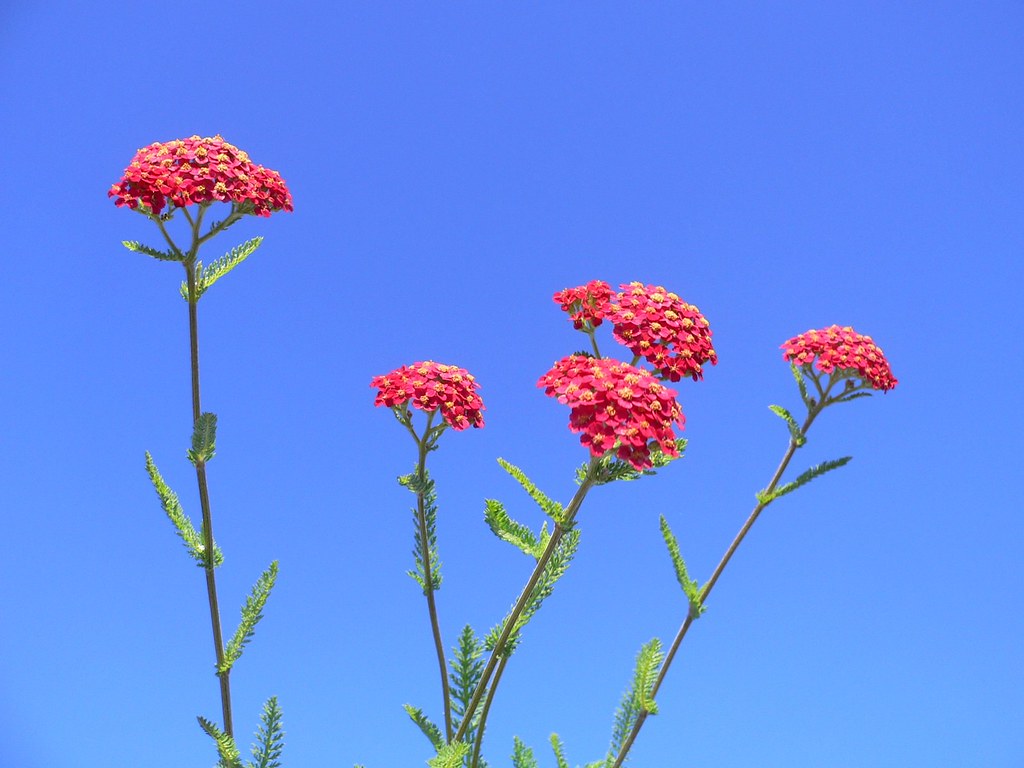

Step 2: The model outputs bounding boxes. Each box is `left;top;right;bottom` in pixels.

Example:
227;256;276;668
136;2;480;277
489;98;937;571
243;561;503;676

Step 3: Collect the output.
109;135;293;217
553;280;614;330
781;325;897;391
371;361;485;430
538;354;684;470
606;282;717;382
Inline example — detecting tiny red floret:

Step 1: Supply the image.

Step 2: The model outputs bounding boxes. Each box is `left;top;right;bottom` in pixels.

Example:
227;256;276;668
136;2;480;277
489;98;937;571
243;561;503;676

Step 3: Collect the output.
538;354;684;470
109;134;293;217
781;325;897;391
371;361;485;430
553;280;615;330
606;282;717;382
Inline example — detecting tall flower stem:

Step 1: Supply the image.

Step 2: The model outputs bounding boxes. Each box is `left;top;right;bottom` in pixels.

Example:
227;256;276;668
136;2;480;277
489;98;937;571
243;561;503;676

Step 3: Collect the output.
609;403;827;768
414;426;454;741
469;654;509;768
185;256;233;738
453;461;599;748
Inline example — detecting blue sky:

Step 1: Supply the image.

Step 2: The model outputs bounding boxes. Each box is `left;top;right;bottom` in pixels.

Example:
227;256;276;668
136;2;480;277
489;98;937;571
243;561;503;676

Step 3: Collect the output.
1;2;1022;766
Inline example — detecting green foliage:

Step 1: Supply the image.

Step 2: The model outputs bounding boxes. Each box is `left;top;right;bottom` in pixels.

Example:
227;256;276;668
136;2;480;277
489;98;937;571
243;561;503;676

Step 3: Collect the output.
512;737;538;768
221;561;279;674
400;468;443;593
450;625;485;741
659;516;705;618
486;529;581;656
428;742;471;768
757;456;853;506
768;404;806;447
404;704;445;752
122;239;183;262
179;236;263;301
497;458;565;523
198;716;243;768
188;412;218;465
251;697;285;768
145;452;222;568
833;391;873;404
605;639;664;766
791;362;812;406
484;500;549;559
549;734;570;768
576;440;687;486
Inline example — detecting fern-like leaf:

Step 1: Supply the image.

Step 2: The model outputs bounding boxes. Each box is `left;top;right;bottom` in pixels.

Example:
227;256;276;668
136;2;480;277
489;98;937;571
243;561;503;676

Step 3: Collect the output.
197;716;243;768
606;639;664;766
145;452;223;567
760;456;853;505
400;468;443;593
428;741;470;768
122;239;183;261
497;458;564;523
659;516;704;618
768;404;806;447
484;500;544;558
450;625;485;740
549;734;570;768
251;696;285;768
511;737;538;768
404;704;445;752
221;561;279;674
791;362;811;406
188;412;218;465
577;439;686;486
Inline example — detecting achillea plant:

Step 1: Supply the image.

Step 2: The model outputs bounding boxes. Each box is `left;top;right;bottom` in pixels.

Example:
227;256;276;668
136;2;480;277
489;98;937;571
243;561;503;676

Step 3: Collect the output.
112;134;291;768
371;281;897;768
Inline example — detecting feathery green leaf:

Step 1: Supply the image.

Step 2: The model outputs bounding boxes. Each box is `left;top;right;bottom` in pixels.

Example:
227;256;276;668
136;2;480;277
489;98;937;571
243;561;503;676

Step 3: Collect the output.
145;452;222;567
497;458;565;523
768;404;806;447
791;362;811;406
761;456;853;505
221;561;279;674
401;468;443;593
428;741;471;768
484;500;546;559
511;737;538;768
659;516;704;618
404;704;445;752
577;439;686;486
188;412;218;465
549;734;570;768
606;639;664;766
251;696;285;768
450;625;485;740
197;716;243;768
122;239;183;262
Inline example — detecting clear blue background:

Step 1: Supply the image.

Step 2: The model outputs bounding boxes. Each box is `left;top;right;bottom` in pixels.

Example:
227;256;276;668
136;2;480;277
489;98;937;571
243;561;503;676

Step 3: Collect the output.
1;3;1021;766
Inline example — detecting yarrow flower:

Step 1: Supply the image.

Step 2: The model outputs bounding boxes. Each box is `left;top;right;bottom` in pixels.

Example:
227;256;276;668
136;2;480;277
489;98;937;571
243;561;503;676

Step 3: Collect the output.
553;280;615;330
781;325;897;391
538;354;684;470
606;282;717;382
372;361;485;431
109;134;293;217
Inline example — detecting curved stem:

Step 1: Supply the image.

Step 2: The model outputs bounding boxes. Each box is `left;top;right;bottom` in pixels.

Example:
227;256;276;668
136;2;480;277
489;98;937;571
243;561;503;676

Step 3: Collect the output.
185;259;233;737
452;461;599;746
414;427;453;741
609;402;827;768
469;654;509;768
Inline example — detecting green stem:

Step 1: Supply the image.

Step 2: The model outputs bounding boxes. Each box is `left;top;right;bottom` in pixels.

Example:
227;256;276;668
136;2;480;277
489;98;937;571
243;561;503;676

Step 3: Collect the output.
451;460;599;746
609;400;829;768
413;424;453;741
185;258;233;738
468;654;509;768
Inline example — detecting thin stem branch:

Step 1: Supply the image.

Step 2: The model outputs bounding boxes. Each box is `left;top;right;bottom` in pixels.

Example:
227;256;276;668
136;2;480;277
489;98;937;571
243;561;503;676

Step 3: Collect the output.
609;396;831;768
469;654;509;768
452;462;599;746
185;258;233;738
414;427;453;741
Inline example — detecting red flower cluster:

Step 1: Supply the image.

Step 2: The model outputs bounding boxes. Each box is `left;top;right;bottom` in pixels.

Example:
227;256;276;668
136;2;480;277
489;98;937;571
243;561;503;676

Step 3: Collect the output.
538;355;684;470
782;325;897;391
109;135;293;217
372;361;485;430
606;282;717;382
553;280;615;330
